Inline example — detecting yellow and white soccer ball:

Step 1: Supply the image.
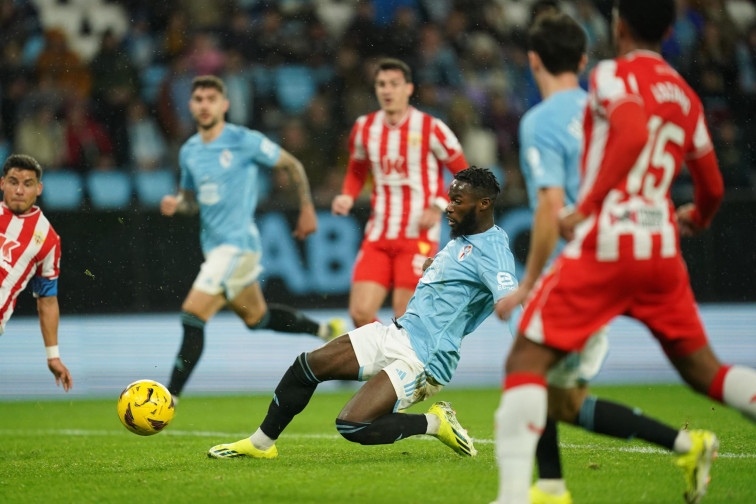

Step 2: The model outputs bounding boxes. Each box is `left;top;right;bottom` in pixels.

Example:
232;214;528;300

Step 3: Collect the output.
116;380;175;436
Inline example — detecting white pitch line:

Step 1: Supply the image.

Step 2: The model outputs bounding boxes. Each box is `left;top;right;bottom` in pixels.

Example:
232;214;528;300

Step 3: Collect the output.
1;428;754;459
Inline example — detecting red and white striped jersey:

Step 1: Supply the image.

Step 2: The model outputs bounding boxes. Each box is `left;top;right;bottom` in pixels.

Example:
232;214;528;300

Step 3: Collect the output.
566;51;716;262
0;204;60;334
343;106;467;242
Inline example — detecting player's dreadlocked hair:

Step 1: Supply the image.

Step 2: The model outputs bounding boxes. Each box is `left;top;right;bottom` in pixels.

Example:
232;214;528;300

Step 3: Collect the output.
191;75;227;96
2;153;42;180
454;166;500;200
616;0;675;45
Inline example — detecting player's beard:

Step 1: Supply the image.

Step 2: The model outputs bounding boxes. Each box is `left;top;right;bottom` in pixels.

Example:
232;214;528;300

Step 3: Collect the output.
197;115;220;131
449;210;478;238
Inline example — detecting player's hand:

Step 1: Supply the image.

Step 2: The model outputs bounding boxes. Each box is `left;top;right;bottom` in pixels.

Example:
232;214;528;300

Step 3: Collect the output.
47;358;73;392
160;195;178;216
422;257;434;272
676;203;702;237
495;286;528;321
331;194;354;215
293;203;318;240
559;207;586;241
419;207;442;230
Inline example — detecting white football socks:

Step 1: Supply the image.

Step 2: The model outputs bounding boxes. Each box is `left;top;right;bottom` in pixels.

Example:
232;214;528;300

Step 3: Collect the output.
250;428;276;450
722;365;756;422
494;383;547;504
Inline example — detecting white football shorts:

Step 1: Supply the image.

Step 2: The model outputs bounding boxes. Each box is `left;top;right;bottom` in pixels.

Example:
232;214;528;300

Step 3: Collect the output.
547;326;609;388
510;305;609;388
349;322;443;411
192;245;263;301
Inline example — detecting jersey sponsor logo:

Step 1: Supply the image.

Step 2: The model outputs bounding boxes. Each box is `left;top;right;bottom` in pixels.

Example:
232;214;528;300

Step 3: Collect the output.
219;149;233;168
198;183;221;205
457;244;473;262
380;156;407;177
497;272;516;291
0;233;20;264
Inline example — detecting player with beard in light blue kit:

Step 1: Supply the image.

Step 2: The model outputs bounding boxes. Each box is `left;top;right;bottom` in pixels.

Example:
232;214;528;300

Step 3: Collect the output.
161;75;344;402
207;166;518;460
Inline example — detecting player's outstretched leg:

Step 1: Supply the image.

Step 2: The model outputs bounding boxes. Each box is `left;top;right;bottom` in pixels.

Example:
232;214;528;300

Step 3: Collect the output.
247;303;346;342
427;401;477;457
207;352;319;459
675;430;719;504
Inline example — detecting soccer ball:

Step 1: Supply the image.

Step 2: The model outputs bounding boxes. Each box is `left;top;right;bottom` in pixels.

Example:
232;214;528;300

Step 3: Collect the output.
117;380;175;436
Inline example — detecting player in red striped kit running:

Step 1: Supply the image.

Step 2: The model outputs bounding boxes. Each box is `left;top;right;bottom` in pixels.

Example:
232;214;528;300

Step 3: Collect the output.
493;1;756;503
332;58;468;328
0;154;72;392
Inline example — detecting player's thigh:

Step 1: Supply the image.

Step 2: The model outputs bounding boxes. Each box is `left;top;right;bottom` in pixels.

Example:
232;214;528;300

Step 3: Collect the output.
519;258;628;353
338;371;400;422
668;344;723;394
306;334;362;380
348;321;440;413
228;281;267;325
181;288;227;320
547;383;589;423
391;288;414;317
630;257;708;359
349;282;389;325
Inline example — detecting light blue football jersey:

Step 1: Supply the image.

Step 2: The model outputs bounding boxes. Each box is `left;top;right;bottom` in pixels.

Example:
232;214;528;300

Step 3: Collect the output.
179;123;280;254
519;88;586;262
397;225;518;385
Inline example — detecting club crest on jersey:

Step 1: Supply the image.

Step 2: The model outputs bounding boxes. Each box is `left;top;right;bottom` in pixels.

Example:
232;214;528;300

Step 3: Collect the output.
408;132;422;147
219;149;233;168
33;230;45;245
457;244;473;262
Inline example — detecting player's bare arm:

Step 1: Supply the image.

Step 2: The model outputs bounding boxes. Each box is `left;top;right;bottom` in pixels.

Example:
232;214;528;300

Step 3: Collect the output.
161;190;198;217
38;295;72;391
274;149;317;239
496;186;563;321
558;206;586;242
418;205;443;230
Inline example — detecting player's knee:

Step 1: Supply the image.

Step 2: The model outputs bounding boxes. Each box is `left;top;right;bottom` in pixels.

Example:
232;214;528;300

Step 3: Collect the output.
349;307;373;328
335;418;372;445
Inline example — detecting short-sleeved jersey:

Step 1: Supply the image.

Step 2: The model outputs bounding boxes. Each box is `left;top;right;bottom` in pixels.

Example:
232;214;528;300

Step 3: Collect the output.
0;204;60;334
179;123;281;254
519;88;586;263
567;51;714;262
349;107;466;243
397;225;518;385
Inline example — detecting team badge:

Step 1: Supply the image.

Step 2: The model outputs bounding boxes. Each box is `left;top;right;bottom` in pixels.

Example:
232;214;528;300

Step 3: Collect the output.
33;230;45;245
219;149;233;168
417;241;431;255
457;244;473;262
408;132;422;147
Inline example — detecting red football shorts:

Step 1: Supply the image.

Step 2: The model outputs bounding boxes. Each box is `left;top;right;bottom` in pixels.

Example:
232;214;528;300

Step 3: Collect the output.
519;253;708;358
352;238;437;291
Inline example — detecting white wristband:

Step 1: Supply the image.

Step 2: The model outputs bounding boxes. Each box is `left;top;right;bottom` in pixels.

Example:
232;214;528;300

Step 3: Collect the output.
45;345;60;360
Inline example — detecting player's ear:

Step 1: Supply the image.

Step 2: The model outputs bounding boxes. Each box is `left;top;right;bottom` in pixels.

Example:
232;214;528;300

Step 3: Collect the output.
37;181;43;197
527;51;540;73
578;54;588;74
478;196;492;212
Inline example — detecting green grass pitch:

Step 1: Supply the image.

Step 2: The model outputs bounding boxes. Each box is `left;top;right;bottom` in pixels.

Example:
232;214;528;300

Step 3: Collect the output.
0;385;754;503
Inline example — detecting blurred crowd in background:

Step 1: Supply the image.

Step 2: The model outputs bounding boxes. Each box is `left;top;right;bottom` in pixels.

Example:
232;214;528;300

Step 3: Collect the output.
2;0;756;211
